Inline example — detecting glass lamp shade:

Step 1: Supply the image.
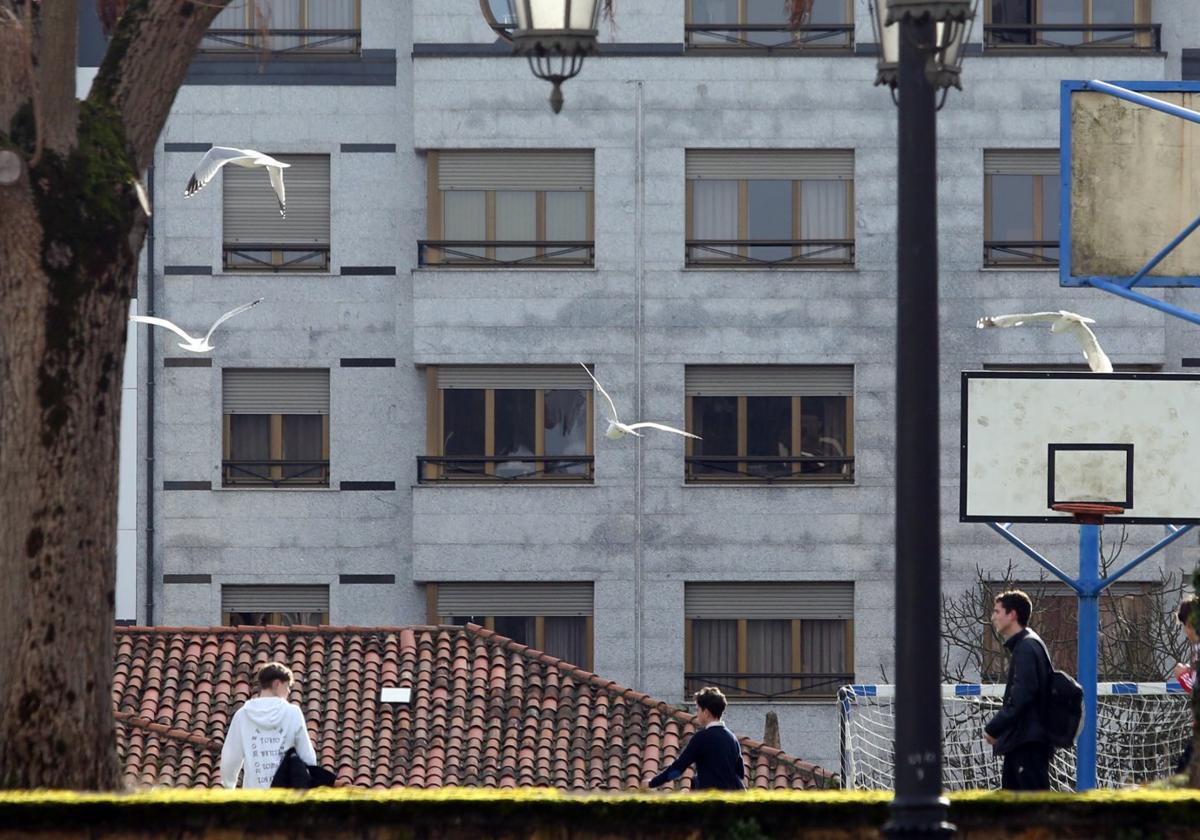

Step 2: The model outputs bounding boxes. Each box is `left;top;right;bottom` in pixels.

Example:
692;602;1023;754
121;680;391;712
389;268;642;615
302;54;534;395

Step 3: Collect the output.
509;0;600;34
869;0;978;91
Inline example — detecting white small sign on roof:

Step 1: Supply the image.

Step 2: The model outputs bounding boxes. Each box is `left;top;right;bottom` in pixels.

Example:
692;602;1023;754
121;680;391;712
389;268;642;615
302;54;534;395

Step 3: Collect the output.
380;687;412;704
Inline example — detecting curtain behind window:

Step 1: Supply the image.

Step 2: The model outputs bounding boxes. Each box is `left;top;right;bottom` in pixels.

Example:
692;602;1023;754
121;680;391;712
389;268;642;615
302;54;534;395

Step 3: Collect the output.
495;191;537;263
692;619;738;694
800;619;847;695
443;191;486;260
282;414;324;480
747;619;791;698
692;180;738;259
544;617;586;666
800;180;849;260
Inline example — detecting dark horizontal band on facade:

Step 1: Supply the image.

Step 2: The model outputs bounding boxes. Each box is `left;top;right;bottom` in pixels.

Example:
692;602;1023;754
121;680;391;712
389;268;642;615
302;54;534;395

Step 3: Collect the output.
163;481;212;491
341;266;397;275
164;265;213;276
339;481;396;491
184;50;398;86
411;41;983;59
1183;358;1200;367
338;574;397;585
340;144;397;153
164;142;213;152
164;357;213;368
164;574;212;584
340;358;396;368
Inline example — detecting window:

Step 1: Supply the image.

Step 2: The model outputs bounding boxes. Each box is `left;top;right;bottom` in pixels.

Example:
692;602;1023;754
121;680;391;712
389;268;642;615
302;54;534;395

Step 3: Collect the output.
985;0;1155;50
204;0;361;54
685;0;853;50
982;582;1157;681
421;366;593;482
429;582;594;669
422;151;594;267
223;154;330;271
984;150;1059;267
222;369;330;487
222;584;329;626
685;582;854;700
686;150;854;267
684;366;853;482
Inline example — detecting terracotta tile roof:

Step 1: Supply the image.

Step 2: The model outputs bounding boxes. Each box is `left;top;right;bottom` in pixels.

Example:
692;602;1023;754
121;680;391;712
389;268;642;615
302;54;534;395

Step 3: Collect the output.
113;624;836;790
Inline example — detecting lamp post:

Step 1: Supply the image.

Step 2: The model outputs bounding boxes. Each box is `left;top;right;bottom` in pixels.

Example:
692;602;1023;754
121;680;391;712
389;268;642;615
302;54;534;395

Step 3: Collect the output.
507;0;600;113
869;1;977;836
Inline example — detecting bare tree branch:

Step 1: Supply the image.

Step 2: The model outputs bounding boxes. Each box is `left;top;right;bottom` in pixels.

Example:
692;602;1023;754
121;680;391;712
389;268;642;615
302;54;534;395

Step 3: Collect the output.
89;0;231;172
0;6;33;134
32;0;77;157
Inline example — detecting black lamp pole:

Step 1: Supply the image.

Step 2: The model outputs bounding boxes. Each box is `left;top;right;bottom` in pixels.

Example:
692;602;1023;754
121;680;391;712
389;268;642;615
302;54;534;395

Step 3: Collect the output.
884;13;954;839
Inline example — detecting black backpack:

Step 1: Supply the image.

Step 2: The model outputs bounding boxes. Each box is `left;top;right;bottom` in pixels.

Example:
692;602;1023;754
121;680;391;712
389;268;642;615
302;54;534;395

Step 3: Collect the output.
1028;636;1085;749
270;747;336;789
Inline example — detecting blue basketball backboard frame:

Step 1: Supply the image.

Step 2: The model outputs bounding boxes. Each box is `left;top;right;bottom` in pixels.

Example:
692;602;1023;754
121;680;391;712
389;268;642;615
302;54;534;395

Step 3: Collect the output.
1061;81;1200;322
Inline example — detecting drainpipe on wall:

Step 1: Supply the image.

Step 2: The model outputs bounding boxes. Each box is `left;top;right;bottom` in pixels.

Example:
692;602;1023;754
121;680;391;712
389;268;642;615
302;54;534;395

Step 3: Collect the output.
632;79;645;688
143;161;156;626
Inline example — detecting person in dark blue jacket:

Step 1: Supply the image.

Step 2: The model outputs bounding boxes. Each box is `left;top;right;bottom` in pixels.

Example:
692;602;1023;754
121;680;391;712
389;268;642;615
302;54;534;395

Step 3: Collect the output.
984;589;1053;791
648;686;746;791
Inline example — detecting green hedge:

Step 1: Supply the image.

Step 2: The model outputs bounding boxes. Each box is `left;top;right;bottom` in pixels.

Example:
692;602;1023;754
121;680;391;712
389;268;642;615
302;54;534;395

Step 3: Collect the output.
2;789;1199;839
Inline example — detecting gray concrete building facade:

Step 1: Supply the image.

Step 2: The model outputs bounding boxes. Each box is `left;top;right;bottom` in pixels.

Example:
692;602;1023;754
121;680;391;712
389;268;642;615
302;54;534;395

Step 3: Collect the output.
106;1;1200;773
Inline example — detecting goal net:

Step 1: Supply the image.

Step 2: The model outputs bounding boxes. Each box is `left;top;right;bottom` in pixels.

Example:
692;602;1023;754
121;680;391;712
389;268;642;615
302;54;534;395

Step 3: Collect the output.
839;682;1192;791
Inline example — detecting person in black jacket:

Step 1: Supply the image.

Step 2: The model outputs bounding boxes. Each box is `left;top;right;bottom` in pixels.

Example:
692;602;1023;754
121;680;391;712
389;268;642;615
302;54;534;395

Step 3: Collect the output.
984;589;1053;791
648;687;745;791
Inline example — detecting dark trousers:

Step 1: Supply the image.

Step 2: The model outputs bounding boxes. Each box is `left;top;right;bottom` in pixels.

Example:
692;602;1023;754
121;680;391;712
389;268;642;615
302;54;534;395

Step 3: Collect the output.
1001;741;1052;791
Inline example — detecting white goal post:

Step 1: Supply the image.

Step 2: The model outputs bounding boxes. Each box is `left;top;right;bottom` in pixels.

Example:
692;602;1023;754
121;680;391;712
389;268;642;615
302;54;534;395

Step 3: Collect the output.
839;682;1191;791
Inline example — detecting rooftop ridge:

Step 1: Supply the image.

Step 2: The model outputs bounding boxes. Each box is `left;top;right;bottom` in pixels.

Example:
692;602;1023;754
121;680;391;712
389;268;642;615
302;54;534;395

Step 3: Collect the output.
114;711;221;754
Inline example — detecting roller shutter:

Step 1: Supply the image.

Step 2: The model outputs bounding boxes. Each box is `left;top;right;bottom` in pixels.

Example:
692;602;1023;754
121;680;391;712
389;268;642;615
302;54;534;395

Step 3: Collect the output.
224;154;330;245
437;151;593;191
984;149;1059;176
686;149;854;180
222;584;329;612
435;582;594;616
223;369;330;414
436;365;594;390
685;582;854;620
685;365;854;397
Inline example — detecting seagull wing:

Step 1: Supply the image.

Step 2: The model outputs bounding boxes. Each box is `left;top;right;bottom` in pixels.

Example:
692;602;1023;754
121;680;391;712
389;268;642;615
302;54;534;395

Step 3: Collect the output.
267;164;287;218
1062;319;1114;373
203;298;264;344
579;362;620;424
976;312;1063;329
131;176;151;216
624;421;701;440
185;147;258;197
129;315;199;345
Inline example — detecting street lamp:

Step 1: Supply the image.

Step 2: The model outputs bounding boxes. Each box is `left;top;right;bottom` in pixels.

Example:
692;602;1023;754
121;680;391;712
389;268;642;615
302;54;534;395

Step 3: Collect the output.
508;0;600;113
868;1;978;838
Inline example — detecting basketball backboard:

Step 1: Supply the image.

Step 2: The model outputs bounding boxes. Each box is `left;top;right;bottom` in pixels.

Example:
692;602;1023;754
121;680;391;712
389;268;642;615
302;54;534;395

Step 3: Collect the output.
960;372;1200;524
1062;80;1200;288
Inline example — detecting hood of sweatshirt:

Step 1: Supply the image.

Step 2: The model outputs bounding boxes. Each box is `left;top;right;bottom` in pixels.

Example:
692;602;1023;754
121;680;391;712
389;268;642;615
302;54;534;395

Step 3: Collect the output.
240;696;290;729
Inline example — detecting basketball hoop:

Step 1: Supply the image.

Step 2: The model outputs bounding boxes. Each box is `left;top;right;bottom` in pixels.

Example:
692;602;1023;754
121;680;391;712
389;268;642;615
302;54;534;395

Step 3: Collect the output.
1051;502;1125;525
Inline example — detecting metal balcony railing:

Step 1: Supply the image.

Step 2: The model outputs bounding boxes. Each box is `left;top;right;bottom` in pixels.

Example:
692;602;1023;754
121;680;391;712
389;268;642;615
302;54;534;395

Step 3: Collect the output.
418;240;595;268
418;455;594;482
685;23;854;51
686;239;854;267
983;239;1059;267
983;23;1160;52
223;460;330;488
686;455;854;483
223;244;330;272
685;672;854;700
200;28;362;55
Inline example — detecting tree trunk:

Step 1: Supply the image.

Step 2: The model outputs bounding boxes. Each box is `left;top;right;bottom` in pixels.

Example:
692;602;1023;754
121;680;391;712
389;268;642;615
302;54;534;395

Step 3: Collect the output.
0;0;229;790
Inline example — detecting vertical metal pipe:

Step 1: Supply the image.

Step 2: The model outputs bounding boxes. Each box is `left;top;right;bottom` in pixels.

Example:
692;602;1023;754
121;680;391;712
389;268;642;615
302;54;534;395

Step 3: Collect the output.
144;161;156;627
1075;523;1101;791
885;14;954;837
633;79;645;688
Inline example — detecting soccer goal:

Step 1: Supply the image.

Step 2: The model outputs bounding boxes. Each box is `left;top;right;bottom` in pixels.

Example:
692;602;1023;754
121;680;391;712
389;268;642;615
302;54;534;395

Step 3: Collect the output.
839;683;1191;791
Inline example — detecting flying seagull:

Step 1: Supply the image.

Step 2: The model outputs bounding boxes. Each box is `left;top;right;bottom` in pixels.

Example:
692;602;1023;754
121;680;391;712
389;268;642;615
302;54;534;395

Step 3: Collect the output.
976;310;1113;373
129;299;264;353
184;147;289;217
579;363;701;440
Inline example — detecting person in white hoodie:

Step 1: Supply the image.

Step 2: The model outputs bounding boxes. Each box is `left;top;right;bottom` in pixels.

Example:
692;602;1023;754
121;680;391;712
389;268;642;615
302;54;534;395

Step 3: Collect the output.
220;662;317;788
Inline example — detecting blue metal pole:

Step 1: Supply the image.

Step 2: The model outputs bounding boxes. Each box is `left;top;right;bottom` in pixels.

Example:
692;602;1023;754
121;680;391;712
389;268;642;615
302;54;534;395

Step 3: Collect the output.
1122;211;1200;288
1085;277;1200;327
1075;524;1101;791
1084;80;1200;126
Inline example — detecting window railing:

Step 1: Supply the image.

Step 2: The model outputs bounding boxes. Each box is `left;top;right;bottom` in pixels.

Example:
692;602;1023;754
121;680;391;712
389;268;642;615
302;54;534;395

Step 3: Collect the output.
983;239;1059;267
686;239;854;268
686;455;854;483
223;460;330;488
223;244;330;272
685;23;854;51
199;28;363;55
685;672;854;701
418;241;594;268
983;23;1160;52
418;455;594;482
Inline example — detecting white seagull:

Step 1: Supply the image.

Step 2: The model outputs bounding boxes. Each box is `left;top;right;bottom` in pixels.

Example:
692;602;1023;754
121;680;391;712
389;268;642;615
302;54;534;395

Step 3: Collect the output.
129;299;264;353
976;310;1113;373
579;363;701;440
184;147;289;217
